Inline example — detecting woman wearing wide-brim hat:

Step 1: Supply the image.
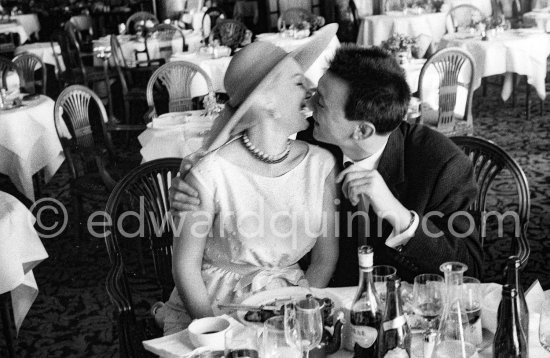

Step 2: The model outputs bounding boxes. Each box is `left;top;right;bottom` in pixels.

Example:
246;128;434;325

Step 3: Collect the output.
156;24;339;334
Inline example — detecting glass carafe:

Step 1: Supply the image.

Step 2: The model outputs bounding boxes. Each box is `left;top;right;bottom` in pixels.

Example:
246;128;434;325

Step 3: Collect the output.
432;262;478;358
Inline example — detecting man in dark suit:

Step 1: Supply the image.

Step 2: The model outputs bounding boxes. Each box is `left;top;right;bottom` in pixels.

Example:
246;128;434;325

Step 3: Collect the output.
169;45;483;285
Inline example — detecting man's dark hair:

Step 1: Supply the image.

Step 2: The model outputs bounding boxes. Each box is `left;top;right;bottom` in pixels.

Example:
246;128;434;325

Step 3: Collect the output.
327;45;411;134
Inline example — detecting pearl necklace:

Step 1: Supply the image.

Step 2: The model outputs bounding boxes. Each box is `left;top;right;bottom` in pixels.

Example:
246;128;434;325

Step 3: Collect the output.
241;133;291;164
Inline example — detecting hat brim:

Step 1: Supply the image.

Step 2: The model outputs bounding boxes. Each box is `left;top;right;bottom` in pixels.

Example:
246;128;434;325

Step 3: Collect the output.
203;23;338;152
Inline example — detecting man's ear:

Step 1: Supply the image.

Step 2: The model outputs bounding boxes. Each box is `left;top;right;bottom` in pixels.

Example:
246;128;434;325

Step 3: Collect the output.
352;121;376;140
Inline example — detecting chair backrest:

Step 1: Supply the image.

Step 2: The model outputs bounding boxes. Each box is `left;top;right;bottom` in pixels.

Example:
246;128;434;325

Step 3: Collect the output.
69;14;94;44
278;7;314;29
418;47;476;134
110;34;132;96
125;11;159;35
150;23;186;59
202;6;227;37
12;52;47;95
0;55;14;88
60;23;88;77
146;61;214;119
450;136;530;273
384;0;405;12
104;158;182;308
0;32;17;55
209;19;247;52
54;85;114;179
447;4;484;33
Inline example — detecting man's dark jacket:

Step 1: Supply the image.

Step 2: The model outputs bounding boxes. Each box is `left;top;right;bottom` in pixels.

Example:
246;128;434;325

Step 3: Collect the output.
299;121;483;285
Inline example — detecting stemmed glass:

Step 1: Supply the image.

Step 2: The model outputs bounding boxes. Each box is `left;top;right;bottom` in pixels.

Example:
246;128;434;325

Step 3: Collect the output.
373;265;397;312
296;297;323;358
263;316;302;358
412;273;445;357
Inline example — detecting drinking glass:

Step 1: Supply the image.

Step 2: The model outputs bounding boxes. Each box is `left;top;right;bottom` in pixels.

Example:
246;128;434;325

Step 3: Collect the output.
262;316;302;358
224;326;259;358
412;274;444;358
540;298;550;352
462;276;482;347
373;265;397;311
296;297;323;358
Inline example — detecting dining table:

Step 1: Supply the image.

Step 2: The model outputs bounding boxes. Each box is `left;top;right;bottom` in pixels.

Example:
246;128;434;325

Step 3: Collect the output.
0;21;28;45
0;92;70;201
14;42;65;73
11;14;40;40
523;8;550;32
439;28;550;101
0;191;49;333
143;282;550;358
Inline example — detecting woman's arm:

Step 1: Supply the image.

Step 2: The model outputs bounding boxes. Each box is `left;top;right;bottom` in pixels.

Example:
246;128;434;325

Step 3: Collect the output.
172;172;215;319
305;167;338;288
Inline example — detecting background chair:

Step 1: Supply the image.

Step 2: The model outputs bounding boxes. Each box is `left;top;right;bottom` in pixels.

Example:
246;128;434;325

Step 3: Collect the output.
446;4;484;33
451;136;530;278
384;0;405;12
145;61;214;120
104;158;182;358
54;85;121;238
125;11;159;35
0;32;18;57
150;23;186;60
68;14;95;52
201;6;227;38
12;52;47;95
0;55;15;89
277;7;314;30
418;47;476;136
208;19;247;53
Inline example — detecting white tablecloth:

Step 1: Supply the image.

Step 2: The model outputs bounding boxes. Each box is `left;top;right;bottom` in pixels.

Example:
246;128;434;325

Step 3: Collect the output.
143;283;550;358
439;29;550;101
0;191;48;333
524;9;550;32
0;22;28;44
357;12;448;47
11;14;40;40
14;42;65;73
0;95;69;201
138;110;216;162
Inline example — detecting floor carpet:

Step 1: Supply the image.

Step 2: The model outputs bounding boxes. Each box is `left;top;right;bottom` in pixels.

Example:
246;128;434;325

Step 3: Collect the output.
1;83;549;357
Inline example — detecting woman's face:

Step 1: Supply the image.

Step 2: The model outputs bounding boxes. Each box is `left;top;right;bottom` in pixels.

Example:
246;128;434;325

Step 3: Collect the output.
269;60;309;134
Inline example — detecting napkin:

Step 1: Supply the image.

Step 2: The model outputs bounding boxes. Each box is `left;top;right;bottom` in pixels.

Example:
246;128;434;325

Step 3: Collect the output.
142;315;242;358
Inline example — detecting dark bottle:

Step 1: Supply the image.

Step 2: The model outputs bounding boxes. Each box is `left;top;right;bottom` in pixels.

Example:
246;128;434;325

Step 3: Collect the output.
493;284;528;357
377;278;411;358
350;245;382;358
504;256;529;342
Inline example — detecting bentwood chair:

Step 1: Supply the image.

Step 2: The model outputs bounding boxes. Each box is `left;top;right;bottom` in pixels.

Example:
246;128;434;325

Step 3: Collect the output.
12;53;47;95
446;4;484;33
68;14;95;52
451;136;530;278
104;158;182;358
125;11;159;35
0;55;14;89
418;47;476;136
145;61;214;120
54;85;121;238
208;19;248;53
384;0;405;12
277;7;314;30
202;6;227;38
150;23;186;59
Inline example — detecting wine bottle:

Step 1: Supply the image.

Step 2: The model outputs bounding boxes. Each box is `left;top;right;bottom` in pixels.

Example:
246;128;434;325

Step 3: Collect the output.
378;278;411;358
350;245;382;358
493;284;528;357
503;256;529;342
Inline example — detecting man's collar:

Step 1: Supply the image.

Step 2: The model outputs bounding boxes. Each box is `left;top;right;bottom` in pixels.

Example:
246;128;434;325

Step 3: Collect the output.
342;144;386;170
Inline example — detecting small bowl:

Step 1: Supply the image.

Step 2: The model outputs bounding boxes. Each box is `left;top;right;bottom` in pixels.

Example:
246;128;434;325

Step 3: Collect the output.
188;317;231;349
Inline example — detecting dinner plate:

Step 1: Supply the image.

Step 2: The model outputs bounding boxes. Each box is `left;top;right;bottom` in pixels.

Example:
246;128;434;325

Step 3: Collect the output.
236;286;343;329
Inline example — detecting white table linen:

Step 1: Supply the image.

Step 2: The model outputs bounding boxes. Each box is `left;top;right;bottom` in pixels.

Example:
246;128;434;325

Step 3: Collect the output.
14;42;65;73
439;29;550;101
0;192;48;333
143;283;550;358
523;9;550;32
11;14;40;40
169;52;232;94
0;95;69;201
138;110;216;163
356;12;447;47
0;22;28;44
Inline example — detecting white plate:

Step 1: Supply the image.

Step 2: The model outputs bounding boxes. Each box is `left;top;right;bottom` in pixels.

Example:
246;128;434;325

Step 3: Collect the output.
236;286;343;328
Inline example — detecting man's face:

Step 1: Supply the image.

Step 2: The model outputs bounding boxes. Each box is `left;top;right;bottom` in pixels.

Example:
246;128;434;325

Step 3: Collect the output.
309;72;356;147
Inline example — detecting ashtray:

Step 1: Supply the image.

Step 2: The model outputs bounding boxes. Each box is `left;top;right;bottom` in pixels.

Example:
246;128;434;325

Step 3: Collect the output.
22;94;40;101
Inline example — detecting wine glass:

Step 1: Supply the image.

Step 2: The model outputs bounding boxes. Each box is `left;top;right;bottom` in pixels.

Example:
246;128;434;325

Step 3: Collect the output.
373;265;397;311
412;274;444;358
540;298;550;352
263;316;302;358
462;276;482;347
296;297;323;358
224;326;260;358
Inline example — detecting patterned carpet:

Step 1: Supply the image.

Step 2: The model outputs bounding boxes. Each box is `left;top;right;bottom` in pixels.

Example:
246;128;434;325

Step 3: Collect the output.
1;82;549;357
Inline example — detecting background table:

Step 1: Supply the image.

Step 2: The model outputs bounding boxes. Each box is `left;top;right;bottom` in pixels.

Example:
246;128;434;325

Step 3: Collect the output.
0;22;28;45
0;191;48;333
356;12;447;47
11;14;40;40
0;95;69;201
14;42;65;73
523;9;550;32
439;29;550;101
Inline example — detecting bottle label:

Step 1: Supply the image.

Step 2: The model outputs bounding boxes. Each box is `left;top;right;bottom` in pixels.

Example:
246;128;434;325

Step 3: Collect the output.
383;347;409;358
383;315;407;331
351;324;378;348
